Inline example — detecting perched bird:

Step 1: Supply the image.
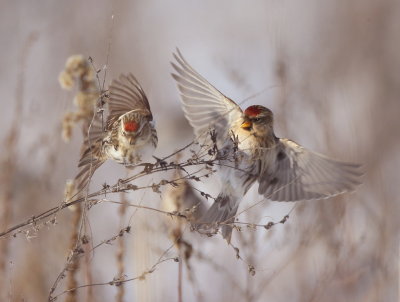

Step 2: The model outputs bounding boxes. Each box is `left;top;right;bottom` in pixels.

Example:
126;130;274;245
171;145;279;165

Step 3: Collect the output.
75;73;157;190
171;50;362;243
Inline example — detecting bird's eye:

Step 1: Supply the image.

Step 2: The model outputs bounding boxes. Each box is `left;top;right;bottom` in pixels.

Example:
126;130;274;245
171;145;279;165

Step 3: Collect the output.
253;118;262;122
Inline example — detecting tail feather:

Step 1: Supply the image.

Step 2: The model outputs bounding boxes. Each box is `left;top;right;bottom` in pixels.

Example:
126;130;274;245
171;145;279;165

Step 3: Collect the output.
195;194;238;243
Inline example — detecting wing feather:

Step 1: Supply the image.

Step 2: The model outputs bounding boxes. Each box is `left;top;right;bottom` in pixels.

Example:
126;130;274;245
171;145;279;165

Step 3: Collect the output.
171;49;243;144
107;73;152;129
75;116;106;190
257;139;362;201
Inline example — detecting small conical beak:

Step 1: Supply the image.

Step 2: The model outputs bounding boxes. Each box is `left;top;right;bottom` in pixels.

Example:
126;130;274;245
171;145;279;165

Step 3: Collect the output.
241;121;252;130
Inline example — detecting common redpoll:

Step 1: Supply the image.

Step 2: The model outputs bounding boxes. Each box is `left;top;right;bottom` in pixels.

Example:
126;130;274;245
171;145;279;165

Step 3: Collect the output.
76;73;157;190
171;50;362;242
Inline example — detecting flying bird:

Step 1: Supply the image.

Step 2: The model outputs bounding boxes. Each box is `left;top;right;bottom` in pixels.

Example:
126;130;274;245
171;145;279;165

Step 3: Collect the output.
75;73;157;190
171;49;362;243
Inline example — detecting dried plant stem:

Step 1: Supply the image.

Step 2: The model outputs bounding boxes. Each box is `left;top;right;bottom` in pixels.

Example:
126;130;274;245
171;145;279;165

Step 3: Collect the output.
84;236;93;302
0;145;14;300
50;256;177;301
0;31;38;301
178;250;183;302
0;131;21;299
133;212;152;302
116;191;128;302
0;118;19;297
115;240;125;302
65;204;82;302
0;159;213;239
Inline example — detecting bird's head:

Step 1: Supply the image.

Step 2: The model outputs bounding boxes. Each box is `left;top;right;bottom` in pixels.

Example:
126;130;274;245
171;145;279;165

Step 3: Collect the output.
120;112;150;145
241;105;274;136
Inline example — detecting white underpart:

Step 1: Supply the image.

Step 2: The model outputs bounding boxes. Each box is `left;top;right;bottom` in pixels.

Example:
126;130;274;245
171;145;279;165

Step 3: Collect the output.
217;124;260;198
105;125;156;166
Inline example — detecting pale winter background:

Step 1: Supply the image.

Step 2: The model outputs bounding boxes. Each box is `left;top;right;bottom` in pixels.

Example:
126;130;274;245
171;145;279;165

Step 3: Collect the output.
0;1;399;301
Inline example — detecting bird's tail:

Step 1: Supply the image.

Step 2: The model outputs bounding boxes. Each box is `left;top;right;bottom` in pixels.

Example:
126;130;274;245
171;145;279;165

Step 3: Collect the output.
195;193;238;243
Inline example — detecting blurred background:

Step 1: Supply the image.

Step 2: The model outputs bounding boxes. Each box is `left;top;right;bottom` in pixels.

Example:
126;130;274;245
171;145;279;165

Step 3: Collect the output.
0;0;399;301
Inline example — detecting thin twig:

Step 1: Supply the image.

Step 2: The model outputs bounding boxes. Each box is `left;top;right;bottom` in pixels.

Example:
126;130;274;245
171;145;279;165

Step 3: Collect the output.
49;257;177;301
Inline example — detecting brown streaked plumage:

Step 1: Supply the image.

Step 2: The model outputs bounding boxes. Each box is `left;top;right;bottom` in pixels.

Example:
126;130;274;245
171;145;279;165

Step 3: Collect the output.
171;49;362;243
75;73;157;190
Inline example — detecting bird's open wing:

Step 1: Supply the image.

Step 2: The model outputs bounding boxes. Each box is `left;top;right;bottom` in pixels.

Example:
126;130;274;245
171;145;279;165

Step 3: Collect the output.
171;49;243;146
75;117;106;191
257;139;363;201
107;73;152;128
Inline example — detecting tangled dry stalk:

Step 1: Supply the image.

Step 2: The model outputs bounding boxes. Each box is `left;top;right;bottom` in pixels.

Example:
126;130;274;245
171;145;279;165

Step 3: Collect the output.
0;57;299;302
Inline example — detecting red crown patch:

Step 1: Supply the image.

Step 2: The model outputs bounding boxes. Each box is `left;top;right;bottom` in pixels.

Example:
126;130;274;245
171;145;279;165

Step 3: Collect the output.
124;121;139;132
244;105;262;117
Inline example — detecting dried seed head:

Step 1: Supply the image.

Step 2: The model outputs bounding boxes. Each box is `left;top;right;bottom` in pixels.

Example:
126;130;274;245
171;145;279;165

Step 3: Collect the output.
65;54;86;76
58;70;74;90
84;67;95;81
73;91;98;114
61;112;76;142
